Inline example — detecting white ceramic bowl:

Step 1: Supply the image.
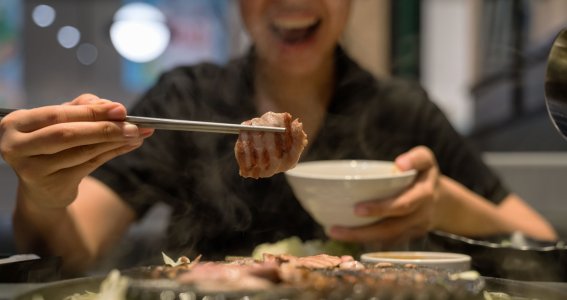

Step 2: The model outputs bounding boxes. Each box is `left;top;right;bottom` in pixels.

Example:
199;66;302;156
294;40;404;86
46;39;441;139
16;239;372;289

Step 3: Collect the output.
284;160;416;230
360;251;472;273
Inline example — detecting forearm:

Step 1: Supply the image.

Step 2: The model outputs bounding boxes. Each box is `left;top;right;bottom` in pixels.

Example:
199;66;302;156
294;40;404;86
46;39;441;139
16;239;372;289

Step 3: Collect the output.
12;184;96;274
433;176;557;241
11;176;135;274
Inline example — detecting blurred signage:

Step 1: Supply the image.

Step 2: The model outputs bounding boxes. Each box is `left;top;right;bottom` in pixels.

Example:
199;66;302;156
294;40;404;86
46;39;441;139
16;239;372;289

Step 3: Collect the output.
0;0;23;108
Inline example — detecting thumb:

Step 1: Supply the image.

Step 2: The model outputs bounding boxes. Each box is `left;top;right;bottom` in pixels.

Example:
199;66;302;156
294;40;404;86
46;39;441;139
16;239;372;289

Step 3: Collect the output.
395;146;437;172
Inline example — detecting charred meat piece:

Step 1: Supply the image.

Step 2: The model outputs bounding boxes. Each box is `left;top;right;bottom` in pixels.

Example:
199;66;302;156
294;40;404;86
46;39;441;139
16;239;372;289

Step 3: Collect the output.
235;112;307;178
146;253;481;299
175;261;279;292
263;253;357;269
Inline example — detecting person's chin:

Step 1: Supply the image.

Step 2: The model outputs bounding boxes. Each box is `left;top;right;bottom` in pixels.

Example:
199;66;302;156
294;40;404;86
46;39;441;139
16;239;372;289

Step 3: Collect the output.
272;40;328;72
261;48;322;75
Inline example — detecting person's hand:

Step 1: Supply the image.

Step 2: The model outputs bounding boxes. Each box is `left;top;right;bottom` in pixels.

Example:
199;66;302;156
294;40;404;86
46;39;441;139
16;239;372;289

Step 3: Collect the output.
0;94;154;208
328;146;441;247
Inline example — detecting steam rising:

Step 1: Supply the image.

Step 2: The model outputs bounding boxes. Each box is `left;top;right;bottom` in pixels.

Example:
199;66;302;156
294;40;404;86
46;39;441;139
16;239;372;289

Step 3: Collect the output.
95;48;477;271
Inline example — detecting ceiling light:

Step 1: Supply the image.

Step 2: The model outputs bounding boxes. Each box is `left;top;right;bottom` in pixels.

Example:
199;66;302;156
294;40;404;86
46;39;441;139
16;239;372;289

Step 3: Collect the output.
110;2;170;63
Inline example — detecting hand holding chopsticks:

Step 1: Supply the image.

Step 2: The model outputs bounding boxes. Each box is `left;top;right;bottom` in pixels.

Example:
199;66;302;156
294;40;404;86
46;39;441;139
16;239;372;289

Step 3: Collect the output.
0;100;286;215
0;108;285;134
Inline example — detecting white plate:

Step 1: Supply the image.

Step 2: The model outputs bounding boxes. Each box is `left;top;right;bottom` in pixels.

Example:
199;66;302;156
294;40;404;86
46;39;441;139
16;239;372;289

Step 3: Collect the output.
360;251;471;273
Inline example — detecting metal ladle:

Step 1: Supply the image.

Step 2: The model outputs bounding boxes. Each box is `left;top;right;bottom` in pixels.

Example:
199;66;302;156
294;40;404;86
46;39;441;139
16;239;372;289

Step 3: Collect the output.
545;28;567;140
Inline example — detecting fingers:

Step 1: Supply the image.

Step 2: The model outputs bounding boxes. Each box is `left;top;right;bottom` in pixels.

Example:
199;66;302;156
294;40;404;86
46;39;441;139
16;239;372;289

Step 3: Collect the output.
20;142;145;207
66;93;112;106
369;146;439;217
11;121;151;156
395;145;436;172
50;141;144;184
355;148;439;220
355;178;437;220
355;192;420;219
330;146;441;244
19;140;143;180
6;101;126;133
329;209;430;243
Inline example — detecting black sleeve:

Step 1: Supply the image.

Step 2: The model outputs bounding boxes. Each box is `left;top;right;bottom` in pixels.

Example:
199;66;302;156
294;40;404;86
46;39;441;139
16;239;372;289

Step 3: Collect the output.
90;66;205;218
409;85;510;204
329;63;510;206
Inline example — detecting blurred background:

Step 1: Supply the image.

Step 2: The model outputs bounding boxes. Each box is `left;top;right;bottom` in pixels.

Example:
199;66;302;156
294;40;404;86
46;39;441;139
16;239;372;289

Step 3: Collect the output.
1;0;567;258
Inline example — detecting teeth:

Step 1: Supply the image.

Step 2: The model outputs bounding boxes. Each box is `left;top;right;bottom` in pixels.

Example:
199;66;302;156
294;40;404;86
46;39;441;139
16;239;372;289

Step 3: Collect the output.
273;17;318;30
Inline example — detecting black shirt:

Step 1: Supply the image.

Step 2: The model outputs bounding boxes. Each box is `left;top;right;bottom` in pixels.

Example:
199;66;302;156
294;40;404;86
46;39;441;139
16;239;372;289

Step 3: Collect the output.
91;48;509;260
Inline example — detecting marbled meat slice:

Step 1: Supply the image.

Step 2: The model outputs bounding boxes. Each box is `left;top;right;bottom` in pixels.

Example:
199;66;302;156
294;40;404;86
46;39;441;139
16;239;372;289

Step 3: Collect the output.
263;253;357;269
235;112;308;178
175;261;279;292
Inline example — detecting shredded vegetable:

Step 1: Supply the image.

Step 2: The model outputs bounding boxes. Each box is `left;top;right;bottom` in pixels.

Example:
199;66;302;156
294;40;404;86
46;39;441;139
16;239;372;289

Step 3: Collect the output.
64;270;128;300
251;236;361;259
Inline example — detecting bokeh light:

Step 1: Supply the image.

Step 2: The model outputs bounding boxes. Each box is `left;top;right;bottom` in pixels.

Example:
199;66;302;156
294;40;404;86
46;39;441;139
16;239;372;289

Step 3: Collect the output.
76;43;98;65
110;2;170;63
57;26;81;49
32;4;56;28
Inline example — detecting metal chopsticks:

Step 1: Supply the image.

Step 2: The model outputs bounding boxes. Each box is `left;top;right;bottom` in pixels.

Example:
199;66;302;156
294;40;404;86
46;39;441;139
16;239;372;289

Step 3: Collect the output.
0;108;286;134
123;115;286;134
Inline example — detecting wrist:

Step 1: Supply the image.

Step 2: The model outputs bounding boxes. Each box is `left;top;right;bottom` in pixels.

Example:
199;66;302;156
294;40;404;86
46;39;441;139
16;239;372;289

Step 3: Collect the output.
17;180;77;210
12;189;69;254
430;176;459;232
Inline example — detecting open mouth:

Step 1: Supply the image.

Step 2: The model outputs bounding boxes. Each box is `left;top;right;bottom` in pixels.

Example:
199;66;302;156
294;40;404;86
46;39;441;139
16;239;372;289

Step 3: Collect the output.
271;17;321;44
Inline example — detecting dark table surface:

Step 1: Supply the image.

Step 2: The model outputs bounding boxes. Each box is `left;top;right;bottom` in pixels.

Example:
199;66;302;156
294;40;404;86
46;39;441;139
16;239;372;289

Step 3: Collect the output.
0;284;44;300
3;277;567;300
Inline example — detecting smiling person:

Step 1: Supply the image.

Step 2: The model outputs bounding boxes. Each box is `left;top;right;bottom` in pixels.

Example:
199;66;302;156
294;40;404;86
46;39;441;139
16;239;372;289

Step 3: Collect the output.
0;0;557;274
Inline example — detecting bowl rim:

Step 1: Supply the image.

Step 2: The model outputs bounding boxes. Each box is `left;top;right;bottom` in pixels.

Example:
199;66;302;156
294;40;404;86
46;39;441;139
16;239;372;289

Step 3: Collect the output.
285;159;417;180
360;251;472;264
